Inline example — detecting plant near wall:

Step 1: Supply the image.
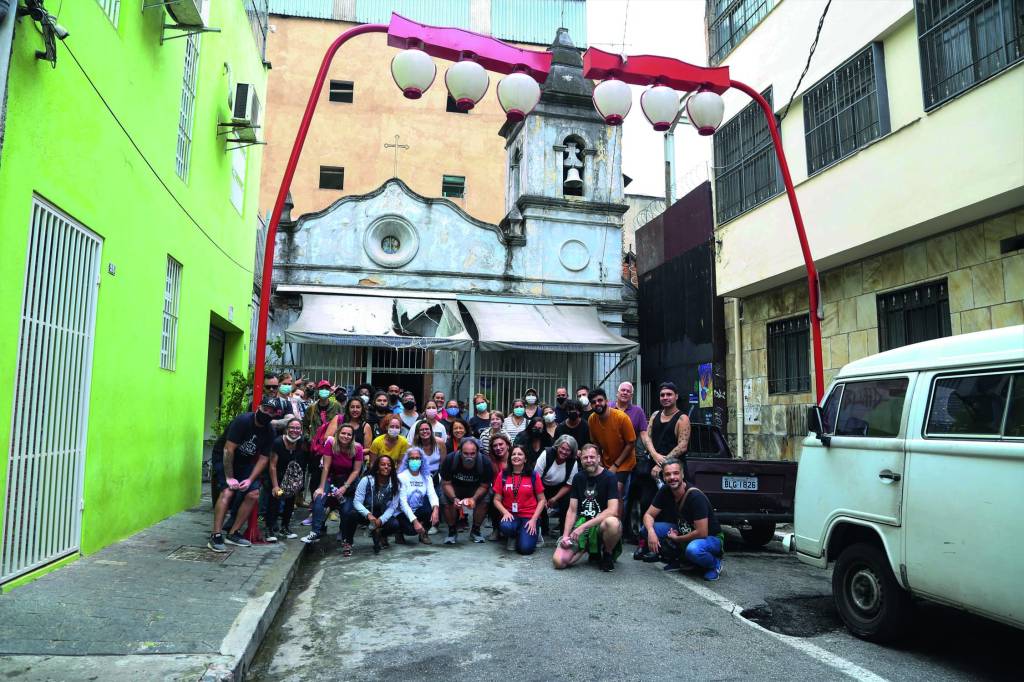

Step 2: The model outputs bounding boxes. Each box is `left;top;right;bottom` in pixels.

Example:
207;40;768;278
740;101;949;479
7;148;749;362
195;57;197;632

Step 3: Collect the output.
212;337;286;436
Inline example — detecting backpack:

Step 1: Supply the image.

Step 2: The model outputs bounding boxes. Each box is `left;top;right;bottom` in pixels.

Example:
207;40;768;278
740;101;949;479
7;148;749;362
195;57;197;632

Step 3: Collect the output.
442;450;485;483
279;459;304;496
312;409;334;458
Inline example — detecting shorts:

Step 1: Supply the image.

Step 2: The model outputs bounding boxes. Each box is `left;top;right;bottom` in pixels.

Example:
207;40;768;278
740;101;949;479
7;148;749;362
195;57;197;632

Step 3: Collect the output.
572;517;622;560
615;470;632;500
214;459;263;496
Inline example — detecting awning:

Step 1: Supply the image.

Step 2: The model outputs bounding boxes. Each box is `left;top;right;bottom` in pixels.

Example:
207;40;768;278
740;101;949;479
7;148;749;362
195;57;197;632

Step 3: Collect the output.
460;302;637;352
284;294;473;350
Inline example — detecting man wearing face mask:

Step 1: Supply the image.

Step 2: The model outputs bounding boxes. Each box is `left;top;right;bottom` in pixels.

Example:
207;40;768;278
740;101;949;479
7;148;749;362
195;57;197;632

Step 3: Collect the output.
387;385;403;414
263;374;295;433
367;390;390;438
398;391;419;438
209;398;276;552
553;387;570;423
555;399;590;450
576;385;594;421
440;438;494;544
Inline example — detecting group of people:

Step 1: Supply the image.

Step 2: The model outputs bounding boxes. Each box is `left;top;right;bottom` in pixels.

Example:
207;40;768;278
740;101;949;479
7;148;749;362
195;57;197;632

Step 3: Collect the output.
208;377;725;579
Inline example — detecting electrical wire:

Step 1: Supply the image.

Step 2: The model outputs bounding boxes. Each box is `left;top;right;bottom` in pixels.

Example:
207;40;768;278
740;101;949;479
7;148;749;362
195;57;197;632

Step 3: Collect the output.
778;0;832;123
60;40;254;274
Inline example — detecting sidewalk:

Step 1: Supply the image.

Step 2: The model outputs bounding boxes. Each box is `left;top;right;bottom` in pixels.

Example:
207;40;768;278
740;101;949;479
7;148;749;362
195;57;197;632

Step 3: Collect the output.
0;493;306;681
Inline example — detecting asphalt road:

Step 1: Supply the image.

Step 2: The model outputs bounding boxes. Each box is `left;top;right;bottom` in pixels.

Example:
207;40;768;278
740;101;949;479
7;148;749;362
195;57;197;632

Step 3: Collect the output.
250;527;1020;681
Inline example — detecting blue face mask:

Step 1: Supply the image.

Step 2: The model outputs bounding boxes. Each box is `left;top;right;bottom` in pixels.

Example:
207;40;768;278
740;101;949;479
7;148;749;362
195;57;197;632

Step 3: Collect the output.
476;402;488;412
279;385;292;395
408;459;422;473
513;407;526;417
446;407;460;417
318;389;331;399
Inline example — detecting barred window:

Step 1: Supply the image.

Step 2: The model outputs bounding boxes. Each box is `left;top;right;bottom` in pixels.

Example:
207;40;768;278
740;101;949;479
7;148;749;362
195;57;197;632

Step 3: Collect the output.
767;315;810;395
95;0;120;27
877;280;952;351
804;44;891;175
161;257;182;371
245;0;270;62
916;0;1024;110
713;87;782;224
708;0;775;66
175;33;201;182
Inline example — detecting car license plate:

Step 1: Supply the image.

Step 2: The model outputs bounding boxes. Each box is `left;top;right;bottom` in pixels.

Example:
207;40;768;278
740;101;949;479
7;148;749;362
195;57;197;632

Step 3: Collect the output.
722;476;758;491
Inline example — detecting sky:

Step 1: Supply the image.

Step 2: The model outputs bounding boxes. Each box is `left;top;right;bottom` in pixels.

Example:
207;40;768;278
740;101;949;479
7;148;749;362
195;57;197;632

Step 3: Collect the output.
586;0;714;199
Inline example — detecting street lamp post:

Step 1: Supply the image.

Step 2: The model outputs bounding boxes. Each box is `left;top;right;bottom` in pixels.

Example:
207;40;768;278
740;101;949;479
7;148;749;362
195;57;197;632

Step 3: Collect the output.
252;15;826;408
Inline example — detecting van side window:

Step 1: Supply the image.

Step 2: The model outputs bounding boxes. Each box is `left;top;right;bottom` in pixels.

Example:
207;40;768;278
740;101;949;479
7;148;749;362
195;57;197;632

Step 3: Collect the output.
1006;376;1024;438
926;373;1013;437
822;384;843;434
834;379;908;438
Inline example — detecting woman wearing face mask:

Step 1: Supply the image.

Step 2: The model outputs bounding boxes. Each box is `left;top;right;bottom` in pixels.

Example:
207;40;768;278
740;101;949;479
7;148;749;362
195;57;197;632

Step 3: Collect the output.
445;418;470;457
267;418;308;540
302;423;364;546
542;405;558;439
279;373;307;420
368;414;409;471
503;399;528;441
468;393;490;437
513;414;553;471
397;447;439;544
409;421;446;535
444;400;463;422
346;454;402;555
523;388;541;420
492;445;546;555
479;411;507;458
415;400;449;441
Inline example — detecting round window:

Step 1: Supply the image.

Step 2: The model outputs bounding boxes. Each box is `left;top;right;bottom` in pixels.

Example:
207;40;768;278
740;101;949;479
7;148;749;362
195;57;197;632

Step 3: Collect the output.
381;235;401;254
364;216;419;268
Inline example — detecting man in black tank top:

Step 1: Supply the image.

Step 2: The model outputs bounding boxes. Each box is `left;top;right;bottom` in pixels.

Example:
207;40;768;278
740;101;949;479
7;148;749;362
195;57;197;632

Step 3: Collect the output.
637;382;692;512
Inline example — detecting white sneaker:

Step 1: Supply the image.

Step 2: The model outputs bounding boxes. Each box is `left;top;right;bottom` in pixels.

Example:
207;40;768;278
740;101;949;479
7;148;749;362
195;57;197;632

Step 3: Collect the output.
300;531;320;544
427;526;438;535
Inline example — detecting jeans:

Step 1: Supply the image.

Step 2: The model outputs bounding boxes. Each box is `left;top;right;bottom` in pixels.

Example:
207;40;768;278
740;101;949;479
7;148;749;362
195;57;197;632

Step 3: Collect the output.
311;491;354;536
652;522;722;569
499;517;539;555
399;498;434;535
341;506;399;544
265;493;296;530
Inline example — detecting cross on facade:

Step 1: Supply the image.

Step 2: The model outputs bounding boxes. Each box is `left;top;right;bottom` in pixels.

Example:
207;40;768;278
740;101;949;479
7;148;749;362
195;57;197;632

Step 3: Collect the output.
384;134;409;178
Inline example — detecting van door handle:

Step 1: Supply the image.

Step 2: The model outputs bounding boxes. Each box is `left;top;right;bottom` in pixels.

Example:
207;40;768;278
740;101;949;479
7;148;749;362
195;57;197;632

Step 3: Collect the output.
878;469;902;483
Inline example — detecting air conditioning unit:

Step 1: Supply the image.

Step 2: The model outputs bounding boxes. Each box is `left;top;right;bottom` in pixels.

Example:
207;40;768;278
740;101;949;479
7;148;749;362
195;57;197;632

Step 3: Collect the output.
166;0;206;28
232;82;261;142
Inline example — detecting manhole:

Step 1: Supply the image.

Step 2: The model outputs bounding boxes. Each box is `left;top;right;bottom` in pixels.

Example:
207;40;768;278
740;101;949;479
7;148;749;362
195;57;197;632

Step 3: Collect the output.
740;595;842;637
168;545;232;563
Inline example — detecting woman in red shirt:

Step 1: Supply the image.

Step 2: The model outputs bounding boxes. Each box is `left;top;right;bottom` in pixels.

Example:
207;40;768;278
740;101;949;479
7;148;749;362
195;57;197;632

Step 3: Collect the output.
492;445;546;555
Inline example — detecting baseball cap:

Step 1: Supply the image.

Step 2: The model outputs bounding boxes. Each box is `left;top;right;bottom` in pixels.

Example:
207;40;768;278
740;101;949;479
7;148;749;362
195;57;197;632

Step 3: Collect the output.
259;396;276;409
316;379;332;389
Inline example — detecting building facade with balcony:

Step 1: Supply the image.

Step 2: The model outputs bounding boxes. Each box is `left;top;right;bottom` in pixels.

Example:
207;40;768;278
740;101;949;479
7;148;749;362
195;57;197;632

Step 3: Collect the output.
707;0;1024;459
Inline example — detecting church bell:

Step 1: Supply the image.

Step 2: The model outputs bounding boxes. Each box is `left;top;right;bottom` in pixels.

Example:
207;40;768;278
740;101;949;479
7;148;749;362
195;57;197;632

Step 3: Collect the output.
563;167;583;191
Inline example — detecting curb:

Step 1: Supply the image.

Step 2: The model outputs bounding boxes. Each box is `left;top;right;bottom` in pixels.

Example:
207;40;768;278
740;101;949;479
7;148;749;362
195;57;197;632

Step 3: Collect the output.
201;541;306;682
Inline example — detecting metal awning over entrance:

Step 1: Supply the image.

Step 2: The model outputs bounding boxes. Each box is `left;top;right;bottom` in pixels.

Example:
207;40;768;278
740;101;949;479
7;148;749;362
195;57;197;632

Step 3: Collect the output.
284;294;472;350
460;301;637;352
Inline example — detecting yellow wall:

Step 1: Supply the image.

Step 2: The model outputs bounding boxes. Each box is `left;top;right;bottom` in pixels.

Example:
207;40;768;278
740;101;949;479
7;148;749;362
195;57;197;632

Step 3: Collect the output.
259;16;519;223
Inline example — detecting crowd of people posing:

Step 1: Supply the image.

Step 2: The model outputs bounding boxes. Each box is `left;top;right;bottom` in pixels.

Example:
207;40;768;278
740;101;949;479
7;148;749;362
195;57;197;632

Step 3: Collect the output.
208;376;724;579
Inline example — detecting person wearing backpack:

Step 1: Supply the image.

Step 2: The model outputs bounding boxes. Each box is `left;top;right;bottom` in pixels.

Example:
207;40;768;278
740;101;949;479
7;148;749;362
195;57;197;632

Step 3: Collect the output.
299;380;343;508
533;435;579;539
641;457;724;580
267;418;308;540
439;438;493;545
301;423;364;545
492;445;547;555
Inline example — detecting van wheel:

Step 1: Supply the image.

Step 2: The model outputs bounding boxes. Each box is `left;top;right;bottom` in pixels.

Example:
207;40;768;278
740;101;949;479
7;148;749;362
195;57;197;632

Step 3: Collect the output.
832;542;913;642
739;521;776;547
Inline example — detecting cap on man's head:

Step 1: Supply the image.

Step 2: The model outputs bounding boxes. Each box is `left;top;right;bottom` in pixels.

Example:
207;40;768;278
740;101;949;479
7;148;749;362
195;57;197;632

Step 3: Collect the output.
316;379;332;389
259;396;276;409
659;381;679;394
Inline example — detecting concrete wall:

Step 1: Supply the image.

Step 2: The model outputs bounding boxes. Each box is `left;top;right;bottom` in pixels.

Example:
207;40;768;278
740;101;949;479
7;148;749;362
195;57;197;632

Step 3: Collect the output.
724;207;1024;461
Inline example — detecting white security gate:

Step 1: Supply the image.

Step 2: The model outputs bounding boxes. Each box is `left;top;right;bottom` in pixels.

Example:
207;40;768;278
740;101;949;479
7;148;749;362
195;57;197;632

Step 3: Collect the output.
2;198;101;583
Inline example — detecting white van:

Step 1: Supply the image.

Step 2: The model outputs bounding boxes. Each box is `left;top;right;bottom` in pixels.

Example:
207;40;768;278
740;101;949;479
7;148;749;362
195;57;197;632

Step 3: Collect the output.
794;325;1024;642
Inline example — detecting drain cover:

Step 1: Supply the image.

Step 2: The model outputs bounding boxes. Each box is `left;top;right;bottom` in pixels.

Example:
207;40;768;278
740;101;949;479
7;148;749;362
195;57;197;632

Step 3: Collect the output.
167;545;232;563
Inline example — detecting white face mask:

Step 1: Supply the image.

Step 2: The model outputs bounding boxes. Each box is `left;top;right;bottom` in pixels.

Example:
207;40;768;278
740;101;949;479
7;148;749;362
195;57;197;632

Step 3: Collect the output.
578;396;590;407
525;395;537;405
543;413;555;423
387;427;401;438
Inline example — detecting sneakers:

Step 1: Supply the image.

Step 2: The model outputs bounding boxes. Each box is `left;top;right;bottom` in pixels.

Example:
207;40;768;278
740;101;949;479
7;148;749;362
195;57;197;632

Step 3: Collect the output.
427;525;438;535
264;527;278;543
444;532;458;545
600;551;616;572
703;557;723;582
281;526;298;540
506;537;516;551
343;542;354;557
470;529;485;544
300;531;320;544
208;533;227;553
301;516;313;526
663;562;682;572
225;532;251;547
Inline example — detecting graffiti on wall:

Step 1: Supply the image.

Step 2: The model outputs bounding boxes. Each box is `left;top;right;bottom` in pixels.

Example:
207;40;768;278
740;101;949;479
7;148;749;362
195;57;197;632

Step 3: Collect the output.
698;363;713;409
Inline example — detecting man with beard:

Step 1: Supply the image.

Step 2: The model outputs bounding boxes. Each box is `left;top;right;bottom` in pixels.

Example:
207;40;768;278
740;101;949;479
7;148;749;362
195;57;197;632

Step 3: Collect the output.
209;398;275;551
552;443;622;572
552;386;570;423
367;390;392;439
642;458;724;580
440;438;494;544
587;388;636;531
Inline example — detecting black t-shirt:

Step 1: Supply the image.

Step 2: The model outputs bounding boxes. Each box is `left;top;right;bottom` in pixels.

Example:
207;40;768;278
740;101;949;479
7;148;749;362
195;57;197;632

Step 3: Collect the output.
440;452;495;496
555;420;590;449
271;436;308;472
570;469;619;520
651;485;721;536
468;415;490;438
225;413;274;464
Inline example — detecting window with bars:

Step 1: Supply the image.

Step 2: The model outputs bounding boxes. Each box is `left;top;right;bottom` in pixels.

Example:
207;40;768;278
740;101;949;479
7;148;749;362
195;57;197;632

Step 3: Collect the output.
245;0;270;62
442;175;466;198
916;0;1024;110
707;0;775;66
95;0;120;26
767;314;811;394
175;33;201;182
877;279;952;351
330;80;354;103
161;257;182;371
713;87;782;224
319;166;345;190
804;44;891;175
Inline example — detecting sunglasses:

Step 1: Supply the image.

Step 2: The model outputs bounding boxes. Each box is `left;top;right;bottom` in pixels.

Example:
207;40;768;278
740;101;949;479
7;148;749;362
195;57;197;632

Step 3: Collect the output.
264;384;279;390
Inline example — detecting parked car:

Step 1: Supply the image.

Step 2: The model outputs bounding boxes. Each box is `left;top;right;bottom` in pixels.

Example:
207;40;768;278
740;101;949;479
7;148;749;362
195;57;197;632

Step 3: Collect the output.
686;424;798;547
794;325;1024;642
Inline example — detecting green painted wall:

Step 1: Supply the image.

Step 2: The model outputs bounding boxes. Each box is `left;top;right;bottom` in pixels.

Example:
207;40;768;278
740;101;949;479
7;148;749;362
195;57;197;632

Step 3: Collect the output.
0;1;267;585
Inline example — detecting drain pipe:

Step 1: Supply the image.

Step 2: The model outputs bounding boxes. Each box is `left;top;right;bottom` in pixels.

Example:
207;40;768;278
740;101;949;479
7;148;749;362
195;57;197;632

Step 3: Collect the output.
663;102;689;204
733;298;744;459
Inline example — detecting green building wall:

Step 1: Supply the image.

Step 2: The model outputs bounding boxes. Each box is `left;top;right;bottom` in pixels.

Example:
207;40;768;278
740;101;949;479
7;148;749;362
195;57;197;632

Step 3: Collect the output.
0;2;268;587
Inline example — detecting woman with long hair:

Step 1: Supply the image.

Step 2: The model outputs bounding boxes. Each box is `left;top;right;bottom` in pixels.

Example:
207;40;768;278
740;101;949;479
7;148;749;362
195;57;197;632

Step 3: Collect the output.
492;445;546;555
410;419;446;534
345;454;402;555
266;418;309;541
415;400;449;441
302;423;364;545
513;414;553;470
341;396;373;450
484;433;512;541
480;411;507;458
